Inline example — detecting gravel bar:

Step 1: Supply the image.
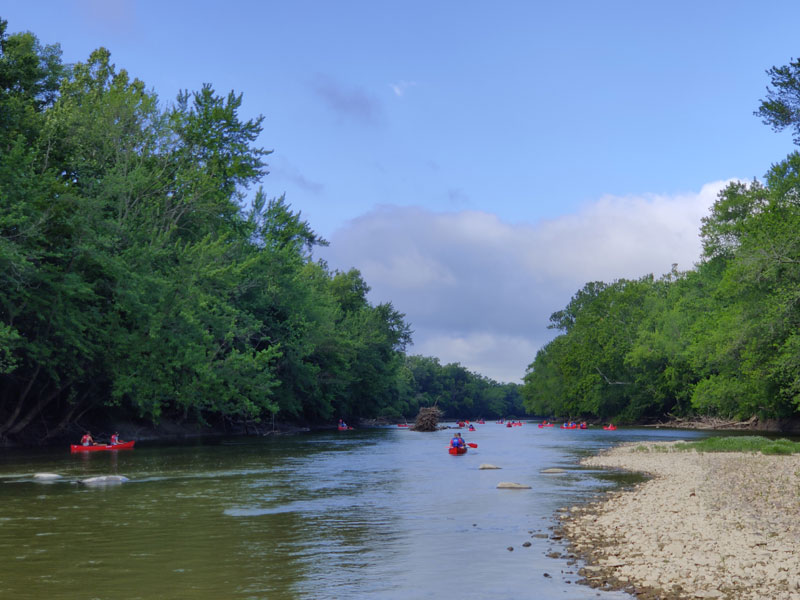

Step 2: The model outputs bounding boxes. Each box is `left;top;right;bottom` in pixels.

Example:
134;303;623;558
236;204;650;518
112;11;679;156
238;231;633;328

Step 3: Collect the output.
558;441;800;600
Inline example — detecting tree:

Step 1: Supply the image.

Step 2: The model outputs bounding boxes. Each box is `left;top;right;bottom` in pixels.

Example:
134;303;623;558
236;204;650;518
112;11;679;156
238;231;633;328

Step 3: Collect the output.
756;57;800;144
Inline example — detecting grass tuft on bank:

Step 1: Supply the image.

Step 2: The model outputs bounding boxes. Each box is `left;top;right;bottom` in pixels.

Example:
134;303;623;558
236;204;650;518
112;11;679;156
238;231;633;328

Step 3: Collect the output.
673;436;800;455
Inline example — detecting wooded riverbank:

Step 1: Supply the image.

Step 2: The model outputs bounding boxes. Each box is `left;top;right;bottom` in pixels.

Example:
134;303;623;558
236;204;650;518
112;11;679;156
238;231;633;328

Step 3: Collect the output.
559;442;800;600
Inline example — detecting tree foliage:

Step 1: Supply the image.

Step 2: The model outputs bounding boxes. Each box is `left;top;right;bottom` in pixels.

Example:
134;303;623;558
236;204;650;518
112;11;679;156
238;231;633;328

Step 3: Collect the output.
0;21;429;443
523;162;800;423
523;54;800;424
756;56;800;144
394;355;525;420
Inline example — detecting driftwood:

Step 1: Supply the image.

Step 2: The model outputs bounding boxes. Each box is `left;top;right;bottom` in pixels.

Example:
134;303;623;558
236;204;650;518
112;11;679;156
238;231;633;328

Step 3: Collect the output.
412;406;443;432
645;415;758;430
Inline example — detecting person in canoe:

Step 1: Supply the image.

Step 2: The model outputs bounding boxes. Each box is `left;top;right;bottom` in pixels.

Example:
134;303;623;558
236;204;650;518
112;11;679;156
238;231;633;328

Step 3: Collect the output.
450;432;466;449
110;432;123;445
80;431;94;446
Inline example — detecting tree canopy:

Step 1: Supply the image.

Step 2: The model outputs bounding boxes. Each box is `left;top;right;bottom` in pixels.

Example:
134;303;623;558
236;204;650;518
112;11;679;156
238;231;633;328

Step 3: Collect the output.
524;54;800;423
0;20;521;444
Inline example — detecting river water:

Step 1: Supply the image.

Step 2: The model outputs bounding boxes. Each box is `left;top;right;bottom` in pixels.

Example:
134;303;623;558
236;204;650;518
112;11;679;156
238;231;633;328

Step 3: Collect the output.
0;423;707;599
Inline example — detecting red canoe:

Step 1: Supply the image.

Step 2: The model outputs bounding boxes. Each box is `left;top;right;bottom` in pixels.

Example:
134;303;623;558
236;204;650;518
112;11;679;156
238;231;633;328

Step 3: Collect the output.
603;425;617;431
448;446;468;455
70;441;135;453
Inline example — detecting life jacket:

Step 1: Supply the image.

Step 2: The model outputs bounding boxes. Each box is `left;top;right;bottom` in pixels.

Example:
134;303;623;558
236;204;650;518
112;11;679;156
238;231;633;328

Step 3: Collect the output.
451;437;460;447
110;435;119;444
81;435;91;446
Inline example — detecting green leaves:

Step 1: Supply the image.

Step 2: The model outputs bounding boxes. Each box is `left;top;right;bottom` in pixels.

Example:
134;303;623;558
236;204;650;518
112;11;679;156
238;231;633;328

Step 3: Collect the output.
756;57;800;144
526;149;800;423
399;355;523;419
0;22;416;441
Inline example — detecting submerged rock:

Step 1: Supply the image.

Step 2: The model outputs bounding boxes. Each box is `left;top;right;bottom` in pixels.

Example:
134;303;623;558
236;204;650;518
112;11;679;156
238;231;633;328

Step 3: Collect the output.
541;468;566;474
81;475;129;486
497;482;531;489
479;463;501;470
33;473;63;480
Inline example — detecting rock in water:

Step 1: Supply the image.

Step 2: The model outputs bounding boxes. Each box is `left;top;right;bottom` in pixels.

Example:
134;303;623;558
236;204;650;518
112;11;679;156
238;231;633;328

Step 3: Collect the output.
33;473;63;480
81;475;129;486
479;464;501;470
496;482;531;489
541;468;566;474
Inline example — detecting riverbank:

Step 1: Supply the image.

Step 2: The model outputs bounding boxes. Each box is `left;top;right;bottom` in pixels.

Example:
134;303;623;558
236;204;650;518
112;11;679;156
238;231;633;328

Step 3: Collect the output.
2;415;320;448
643;414;800;433
558;441;800;600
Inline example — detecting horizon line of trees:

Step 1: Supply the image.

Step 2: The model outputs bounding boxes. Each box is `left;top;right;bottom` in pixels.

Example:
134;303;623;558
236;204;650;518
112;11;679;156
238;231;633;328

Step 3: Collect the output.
522;55;800;424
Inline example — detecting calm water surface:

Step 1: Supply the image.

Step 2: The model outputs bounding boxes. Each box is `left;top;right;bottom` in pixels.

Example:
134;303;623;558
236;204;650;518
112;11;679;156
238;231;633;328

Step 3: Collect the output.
0;424;707;599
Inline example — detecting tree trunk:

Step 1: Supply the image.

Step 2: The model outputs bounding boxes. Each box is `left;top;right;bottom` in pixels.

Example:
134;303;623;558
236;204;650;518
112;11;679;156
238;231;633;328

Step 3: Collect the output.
0;364;42;436
8;381;68;436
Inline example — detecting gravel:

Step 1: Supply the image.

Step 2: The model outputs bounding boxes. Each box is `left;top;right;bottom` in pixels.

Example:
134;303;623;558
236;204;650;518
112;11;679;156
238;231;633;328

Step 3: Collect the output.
558;441;800;600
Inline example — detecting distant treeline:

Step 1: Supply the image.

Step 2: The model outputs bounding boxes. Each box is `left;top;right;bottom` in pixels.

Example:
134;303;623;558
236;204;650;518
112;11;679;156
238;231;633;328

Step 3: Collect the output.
395;355;524;421
0;21;520;443
522;56;800;424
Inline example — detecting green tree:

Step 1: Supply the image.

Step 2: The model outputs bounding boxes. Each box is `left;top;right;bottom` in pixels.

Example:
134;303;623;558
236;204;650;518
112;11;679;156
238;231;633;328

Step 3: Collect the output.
756;56;800;144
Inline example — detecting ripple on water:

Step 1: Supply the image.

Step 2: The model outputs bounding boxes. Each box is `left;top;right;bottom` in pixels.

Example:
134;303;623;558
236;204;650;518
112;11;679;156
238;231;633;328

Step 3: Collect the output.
223;506;296;517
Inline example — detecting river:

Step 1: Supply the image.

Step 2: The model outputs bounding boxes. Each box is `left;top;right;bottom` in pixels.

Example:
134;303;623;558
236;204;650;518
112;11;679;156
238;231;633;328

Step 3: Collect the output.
0;423;707;599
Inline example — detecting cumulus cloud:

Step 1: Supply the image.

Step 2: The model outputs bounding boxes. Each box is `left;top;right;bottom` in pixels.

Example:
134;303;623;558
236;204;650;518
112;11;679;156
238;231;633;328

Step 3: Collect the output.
312;75;382;123
320;182;727;383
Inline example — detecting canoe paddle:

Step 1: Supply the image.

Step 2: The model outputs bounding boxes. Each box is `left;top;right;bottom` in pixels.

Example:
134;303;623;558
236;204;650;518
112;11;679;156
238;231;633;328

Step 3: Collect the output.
467;443;478;448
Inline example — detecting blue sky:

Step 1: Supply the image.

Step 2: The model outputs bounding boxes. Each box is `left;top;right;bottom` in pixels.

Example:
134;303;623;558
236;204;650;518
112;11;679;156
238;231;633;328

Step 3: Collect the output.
4;1;800;382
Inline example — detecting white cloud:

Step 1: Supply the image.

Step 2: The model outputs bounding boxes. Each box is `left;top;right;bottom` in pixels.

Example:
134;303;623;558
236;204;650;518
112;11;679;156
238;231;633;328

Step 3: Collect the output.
320;182;728;383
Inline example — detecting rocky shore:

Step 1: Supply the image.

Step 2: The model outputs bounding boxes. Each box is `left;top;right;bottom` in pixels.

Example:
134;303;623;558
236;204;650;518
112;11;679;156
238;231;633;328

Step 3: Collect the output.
558;442;800;600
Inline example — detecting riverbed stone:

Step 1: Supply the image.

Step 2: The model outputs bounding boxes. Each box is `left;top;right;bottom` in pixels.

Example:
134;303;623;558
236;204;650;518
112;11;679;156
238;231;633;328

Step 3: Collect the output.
81;475;129;485
479;463;501;469
541;468;566;473
33;473;62;480
497;482;531;489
